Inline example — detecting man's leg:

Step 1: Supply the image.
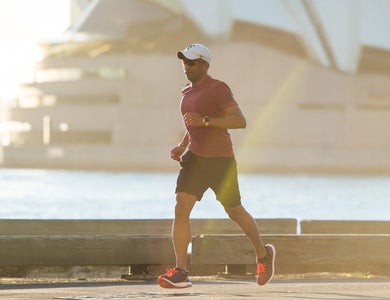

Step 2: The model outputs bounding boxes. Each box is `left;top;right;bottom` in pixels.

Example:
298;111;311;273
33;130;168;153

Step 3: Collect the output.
158;192;196;288
224;204;267;260
224;204;276;286
173;192;197;270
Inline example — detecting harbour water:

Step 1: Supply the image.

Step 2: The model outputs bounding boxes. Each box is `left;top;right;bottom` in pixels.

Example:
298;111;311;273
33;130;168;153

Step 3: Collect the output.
1;168;389;221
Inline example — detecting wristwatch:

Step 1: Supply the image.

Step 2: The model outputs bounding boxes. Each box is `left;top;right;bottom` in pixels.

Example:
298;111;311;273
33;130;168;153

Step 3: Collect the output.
203;116;210;127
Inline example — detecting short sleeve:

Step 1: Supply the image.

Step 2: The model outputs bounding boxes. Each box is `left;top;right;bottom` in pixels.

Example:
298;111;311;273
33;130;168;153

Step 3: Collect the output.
214;81;238;110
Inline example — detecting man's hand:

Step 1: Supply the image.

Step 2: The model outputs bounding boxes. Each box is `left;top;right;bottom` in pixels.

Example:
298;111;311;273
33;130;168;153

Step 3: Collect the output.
170;145;186;162
184;112;203;127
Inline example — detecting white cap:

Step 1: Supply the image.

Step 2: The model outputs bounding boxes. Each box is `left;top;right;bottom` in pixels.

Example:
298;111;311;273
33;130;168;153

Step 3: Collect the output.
177;43;211;64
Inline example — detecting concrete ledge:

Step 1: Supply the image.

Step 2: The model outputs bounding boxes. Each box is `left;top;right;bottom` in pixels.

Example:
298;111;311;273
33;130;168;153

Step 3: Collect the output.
191;219;297;235
3;220;389;276
0;235;174;266
300;220;390;234
191;234;390;275
0;219;297;235
2;233;390;276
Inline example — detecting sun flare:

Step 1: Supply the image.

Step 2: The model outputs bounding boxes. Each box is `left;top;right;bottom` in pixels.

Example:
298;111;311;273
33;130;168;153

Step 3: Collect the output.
0;0;70;103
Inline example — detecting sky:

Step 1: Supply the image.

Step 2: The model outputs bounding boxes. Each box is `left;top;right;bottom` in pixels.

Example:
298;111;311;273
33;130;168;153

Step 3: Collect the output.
0;0;70;102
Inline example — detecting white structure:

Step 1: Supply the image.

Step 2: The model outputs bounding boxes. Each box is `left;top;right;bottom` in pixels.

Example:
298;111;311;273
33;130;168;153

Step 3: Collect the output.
0;0;389;173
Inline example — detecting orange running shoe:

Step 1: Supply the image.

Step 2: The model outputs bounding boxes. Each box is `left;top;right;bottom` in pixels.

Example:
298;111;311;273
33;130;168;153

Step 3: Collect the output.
157;267;192;289
257;244;276;286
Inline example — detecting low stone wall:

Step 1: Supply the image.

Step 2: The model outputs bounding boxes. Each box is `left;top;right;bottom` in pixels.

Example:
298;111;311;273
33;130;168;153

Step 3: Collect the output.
1;219;389;277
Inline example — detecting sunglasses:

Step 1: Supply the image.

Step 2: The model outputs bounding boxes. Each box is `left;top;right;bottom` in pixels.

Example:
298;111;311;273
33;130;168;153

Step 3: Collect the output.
183;58;201;66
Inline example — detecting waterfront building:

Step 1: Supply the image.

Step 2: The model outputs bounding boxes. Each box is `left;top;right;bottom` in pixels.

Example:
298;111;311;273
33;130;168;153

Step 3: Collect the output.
1;0;389;173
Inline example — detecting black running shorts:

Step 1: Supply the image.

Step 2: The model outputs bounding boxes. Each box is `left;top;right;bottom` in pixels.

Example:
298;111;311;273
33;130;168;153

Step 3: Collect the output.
175;151;241;208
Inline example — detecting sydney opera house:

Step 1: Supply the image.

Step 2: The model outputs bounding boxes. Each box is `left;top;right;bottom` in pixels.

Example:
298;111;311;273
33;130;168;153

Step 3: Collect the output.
0;0;389;173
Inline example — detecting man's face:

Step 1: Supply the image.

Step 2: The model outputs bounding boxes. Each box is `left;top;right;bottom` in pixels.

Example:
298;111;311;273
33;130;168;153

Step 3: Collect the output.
181;58;208;83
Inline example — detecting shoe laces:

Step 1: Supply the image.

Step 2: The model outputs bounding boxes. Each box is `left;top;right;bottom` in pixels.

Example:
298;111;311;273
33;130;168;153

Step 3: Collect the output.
257;262;266;274
164;268;179;276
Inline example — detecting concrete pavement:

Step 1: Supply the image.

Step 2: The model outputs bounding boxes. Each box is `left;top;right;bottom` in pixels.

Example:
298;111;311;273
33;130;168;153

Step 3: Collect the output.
1;277;390;300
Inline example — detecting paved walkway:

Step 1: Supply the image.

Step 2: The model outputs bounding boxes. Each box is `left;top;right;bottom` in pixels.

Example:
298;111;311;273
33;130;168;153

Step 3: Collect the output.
1;277;390;299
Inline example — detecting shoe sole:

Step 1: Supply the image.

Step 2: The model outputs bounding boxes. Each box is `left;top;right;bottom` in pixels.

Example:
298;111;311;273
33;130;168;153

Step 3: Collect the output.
157;276;192;289
257;243;276;286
